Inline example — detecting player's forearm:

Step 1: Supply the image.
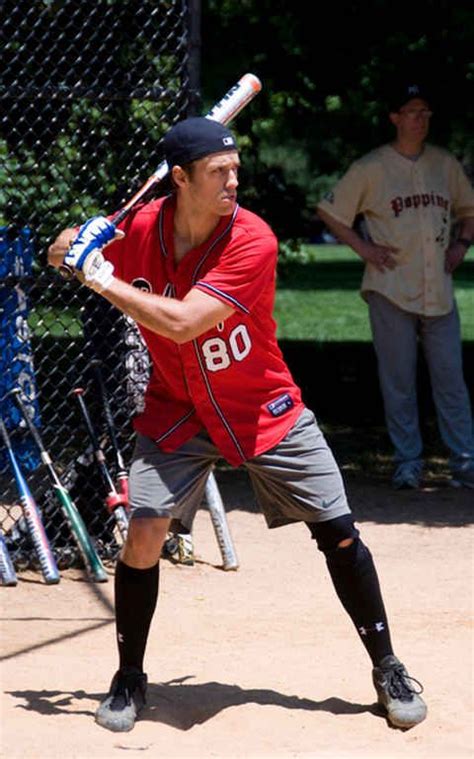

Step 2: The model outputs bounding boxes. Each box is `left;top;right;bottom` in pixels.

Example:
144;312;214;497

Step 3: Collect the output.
316;208;366;257
99;278;198;343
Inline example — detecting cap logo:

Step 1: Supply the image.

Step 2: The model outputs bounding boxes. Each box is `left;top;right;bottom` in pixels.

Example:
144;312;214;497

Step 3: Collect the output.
223;136;234;146
407;84;420;95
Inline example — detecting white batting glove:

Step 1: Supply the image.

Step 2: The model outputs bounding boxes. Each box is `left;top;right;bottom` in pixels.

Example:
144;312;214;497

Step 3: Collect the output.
82;249;116;292
64;216;116;272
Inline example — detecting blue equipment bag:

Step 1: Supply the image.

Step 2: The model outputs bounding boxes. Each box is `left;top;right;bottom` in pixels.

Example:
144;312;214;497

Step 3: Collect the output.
0;226;41;472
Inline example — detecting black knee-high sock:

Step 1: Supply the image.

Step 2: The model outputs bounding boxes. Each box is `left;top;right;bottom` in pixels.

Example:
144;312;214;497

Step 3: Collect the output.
115;559;160;673
324;540;394;666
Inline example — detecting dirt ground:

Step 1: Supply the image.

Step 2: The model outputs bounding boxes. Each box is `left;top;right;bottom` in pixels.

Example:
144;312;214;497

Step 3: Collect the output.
1;468;473;759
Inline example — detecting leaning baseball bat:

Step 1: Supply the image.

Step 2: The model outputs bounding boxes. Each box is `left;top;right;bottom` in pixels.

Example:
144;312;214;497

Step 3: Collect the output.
59;73;262;279
0;529;18;586
11;390;108;583
72;388;129;542
0;418;60;584
90;360;129;504
205;470;239;571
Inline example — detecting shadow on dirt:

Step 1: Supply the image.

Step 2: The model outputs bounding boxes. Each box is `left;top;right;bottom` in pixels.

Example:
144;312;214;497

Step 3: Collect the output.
212;467;473;528
6;676;381;729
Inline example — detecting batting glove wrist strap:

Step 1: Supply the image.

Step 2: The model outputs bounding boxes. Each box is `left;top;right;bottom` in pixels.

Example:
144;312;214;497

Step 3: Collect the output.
64;216;116;272
82;251;116;292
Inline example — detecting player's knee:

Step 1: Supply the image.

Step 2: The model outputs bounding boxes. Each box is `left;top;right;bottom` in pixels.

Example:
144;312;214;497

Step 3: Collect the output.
123;517;169;566
307;516;374;570
306;514;360;553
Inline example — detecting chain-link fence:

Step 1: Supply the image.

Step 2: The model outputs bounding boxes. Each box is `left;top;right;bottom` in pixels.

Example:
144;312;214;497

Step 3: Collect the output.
0;0;200;574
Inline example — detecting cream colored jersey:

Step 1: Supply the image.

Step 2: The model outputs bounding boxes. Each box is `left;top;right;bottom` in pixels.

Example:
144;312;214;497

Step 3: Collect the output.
317;143;474;316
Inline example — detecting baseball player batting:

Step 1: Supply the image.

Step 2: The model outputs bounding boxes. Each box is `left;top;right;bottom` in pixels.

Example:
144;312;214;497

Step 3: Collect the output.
47;99;427;733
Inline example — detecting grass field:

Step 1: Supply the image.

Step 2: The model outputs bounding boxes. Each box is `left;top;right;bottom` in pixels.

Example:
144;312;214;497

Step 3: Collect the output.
274;244;474;341
28;245;473;340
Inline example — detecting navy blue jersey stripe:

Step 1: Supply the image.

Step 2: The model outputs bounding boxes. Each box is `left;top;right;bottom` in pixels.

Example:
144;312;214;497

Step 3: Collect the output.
192;205;239;284
154;409;195;444
193;339;246;461
195;281;249;313
158;196;171;257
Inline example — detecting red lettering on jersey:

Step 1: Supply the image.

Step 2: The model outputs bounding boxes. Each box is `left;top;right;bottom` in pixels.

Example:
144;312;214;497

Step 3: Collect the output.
391;197;404;217
390;193;450;217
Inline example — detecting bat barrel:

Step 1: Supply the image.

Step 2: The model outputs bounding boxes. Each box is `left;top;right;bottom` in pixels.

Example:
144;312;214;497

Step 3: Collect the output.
73;387;129;544
19;487;60;584
52;484;108;583
11;389;45;452
73;387;118;493
206;73;262;126
9;391;108;583
90;362;119;445
1;417;60;584
0;532;17;586
205;471;239;571
72;388;99;443
11;389;62;488
90;360;127;476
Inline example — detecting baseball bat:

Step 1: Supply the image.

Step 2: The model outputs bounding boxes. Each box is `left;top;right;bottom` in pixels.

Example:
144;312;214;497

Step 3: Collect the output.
205;470;239;571
0;418;60;584
0;529;18;586
72;388;129;542
90;359;129;504
11;390;108;583
59;73;262;279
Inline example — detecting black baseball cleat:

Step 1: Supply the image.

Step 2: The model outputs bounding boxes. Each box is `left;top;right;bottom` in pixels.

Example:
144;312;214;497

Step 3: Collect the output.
372;655;427;729
95;668;147;732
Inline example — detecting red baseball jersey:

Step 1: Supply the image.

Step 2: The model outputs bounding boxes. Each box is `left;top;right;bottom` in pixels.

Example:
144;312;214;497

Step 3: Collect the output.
105;196;304;465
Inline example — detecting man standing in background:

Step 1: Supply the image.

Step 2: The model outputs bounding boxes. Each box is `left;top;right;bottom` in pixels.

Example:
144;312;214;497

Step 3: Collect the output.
317;81;474;490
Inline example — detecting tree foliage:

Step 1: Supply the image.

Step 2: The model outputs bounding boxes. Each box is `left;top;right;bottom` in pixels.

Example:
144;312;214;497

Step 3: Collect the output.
0;2;472;248
202;1;474;238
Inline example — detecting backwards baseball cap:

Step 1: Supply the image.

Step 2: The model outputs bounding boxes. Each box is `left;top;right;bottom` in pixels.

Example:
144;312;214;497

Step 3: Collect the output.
163;117;237;168
388;82;432;113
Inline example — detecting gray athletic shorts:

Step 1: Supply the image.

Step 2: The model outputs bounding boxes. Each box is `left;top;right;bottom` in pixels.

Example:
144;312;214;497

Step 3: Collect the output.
128;407;351;529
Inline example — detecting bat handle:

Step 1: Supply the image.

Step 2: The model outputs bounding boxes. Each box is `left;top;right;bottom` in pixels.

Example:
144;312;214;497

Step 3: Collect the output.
116;473;129;508
111;207;129;226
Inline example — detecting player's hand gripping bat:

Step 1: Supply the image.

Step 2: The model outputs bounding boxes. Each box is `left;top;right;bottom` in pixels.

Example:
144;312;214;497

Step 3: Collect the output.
58;73;262;279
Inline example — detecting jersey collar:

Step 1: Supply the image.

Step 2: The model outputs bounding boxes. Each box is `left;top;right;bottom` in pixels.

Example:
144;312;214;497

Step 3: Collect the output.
158;194;238;280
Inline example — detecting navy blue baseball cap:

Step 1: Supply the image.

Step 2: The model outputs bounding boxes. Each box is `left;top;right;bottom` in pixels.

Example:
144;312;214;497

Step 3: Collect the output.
388;82;432;112
163;117;237;168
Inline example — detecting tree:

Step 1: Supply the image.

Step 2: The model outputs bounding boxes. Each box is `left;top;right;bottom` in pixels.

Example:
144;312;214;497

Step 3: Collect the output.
202;1;474;238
